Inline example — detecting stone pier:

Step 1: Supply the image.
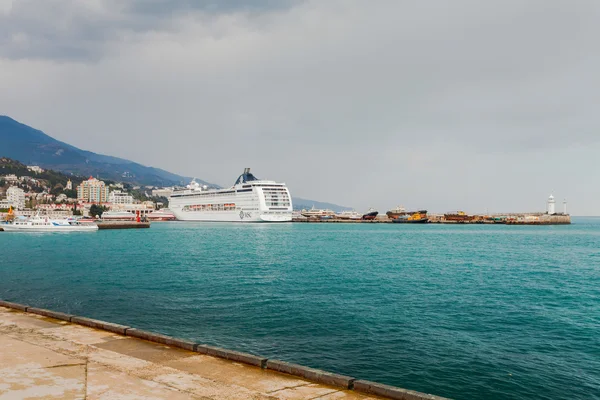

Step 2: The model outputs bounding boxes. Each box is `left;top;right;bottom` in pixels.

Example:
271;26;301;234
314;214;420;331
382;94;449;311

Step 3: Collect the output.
0;304;447;400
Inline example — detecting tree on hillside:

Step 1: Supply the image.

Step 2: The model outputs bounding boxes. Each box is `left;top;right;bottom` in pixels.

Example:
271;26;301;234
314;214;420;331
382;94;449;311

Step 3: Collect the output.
72;203;81;216
89;204;108;218
63;189;77;199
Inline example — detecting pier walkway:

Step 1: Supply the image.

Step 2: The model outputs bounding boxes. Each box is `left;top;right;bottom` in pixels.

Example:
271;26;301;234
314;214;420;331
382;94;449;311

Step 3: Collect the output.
0;305;442;400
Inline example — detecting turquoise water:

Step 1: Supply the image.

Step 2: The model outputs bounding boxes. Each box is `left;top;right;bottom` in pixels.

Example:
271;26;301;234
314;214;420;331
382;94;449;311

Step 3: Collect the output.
1;218;599;399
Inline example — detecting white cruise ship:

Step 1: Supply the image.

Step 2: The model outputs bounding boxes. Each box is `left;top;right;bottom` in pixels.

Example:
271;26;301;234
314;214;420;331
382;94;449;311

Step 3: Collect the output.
169;168;292;222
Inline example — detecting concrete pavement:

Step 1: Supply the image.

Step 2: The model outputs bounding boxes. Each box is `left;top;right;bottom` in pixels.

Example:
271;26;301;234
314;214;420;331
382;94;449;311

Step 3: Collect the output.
0;306;383;400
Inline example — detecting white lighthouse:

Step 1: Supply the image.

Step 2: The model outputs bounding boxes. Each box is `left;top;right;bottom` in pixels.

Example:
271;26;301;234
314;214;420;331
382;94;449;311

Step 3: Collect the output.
563;199;568;215
547;194;555;215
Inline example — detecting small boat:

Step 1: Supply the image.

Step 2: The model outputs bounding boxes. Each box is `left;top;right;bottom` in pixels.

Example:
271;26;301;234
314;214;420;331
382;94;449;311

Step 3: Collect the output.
101;211;136;221
2;215;98;232
444;211;475;223
301;206;336;219
335;210;362;220
392;211;429;223
146;209;176;221
387;206;428;220
386;205;407;219
362;208;379;220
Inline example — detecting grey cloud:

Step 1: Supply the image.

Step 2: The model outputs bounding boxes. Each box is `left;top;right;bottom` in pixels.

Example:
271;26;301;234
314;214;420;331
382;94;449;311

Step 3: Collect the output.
0;0;303;61
126;0;304;15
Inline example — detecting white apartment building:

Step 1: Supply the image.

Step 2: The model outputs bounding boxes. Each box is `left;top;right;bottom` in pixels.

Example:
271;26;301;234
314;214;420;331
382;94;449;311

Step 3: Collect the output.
77;177;109;203
108;190;134;205
27;166;44;174
7;186;26;210
2;174;18;183
152;188;173;198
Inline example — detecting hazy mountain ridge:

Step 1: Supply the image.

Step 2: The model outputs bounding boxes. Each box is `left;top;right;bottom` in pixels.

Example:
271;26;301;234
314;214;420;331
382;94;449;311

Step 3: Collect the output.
292;197;352;212
0;115;351;210
0;115;204;186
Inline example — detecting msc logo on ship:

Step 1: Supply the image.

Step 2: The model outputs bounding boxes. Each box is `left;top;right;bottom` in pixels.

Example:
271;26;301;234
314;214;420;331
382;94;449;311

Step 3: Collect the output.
239;211;252;220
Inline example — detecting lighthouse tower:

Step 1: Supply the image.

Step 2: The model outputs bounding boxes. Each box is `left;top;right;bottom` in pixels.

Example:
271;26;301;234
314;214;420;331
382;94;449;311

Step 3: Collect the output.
563;199;568;215
547;194;556;215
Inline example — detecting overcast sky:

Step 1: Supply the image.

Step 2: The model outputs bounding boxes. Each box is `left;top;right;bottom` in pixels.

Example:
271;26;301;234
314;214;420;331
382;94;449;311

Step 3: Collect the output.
1;0;599;215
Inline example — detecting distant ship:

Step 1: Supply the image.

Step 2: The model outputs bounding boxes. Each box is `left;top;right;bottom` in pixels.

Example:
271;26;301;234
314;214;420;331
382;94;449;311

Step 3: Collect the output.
169;168;292;222
301;207;336;218
2;215;98;232
386;206;428;220
146;209;176;221
392;211;429;223
362;208;379;220
101;211;136;221
444;211;475;223
335;210;362;220
386;206;407;219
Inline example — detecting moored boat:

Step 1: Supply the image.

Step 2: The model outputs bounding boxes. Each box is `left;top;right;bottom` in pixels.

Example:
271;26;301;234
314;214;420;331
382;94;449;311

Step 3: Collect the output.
387;205;428;220
335;210;362;220
443;211;475;223
146;209;176;221
392;211;429;223
2;215;98;232
169;168;292;222
301;206;336;219
386;205;407;219
362;208;379;220
101;211;136;221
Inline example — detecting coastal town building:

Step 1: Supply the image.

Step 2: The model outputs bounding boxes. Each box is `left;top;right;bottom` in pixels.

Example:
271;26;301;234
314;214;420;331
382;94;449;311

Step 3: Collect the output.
108;190;134;205
0;199;9;209
27;166;44;174
152;188;173;198
66;179;72;190
34;203;74;218
7;186;26;210
2;174;18;183
77;177;109;203
109;201;155;216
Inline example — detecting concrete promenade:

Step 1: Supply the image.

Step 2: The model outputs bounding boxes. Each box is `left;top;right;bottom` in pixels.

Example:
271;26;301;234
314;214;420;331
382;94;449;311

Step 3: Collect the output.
0;305;447;400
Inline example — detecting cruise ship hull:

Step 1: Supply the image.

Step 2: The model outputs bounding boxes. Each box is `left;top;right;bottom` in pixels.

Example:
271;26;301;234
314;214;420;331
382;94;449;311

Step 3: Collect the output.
168;169;293;223
170;210;291;222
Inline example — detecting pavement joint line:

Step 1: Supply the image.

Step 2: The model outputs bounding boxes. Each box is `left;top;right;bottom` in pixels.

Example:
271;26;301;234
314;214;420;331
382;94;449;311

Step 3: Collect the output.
266;382;313;394
83;360;89;400
308;389;342;399
0;302;451;400
44;362;87;369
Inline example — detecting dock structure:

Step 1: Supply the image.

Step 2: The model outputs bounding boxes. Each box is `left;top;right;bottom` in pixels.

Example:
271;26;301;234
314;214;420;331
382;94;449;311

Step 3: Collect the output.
0;301;447;400
293;217;392;223
293;214;571;225
97;221;151;229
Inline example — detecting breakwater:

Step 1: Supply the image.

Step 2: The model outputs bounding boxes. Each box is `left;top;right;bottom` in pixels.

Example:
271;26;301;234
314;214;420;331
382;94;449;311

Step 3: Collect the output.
97;221;151;229
294;213;571;224
0;300;446;400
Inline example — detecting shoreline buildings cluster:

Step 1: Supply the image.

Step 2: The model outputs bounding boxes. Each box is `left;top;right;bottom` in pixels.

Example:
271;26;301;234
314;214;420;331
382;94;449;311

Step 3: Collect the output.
294;194;570;225
1;164;571;225
0;171;172;221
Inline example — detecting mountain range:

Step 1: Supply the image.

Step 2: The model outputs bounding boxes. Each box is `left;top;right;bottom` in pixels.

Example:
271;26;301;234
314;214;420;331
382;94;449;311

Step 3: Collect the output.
0;116;203;187
0;116;351;211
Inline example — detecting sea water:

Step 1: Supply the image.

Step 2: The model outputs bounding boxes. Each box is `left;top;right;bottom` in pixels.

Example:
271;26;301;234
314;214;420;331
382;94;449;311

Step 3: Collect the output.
1;218;599;399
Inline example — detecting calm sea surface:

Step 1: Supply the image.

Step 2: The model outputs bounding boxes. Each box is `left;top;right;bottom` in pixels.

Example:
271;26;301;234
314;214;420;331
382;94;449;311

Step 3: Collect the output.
1;218;599;399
